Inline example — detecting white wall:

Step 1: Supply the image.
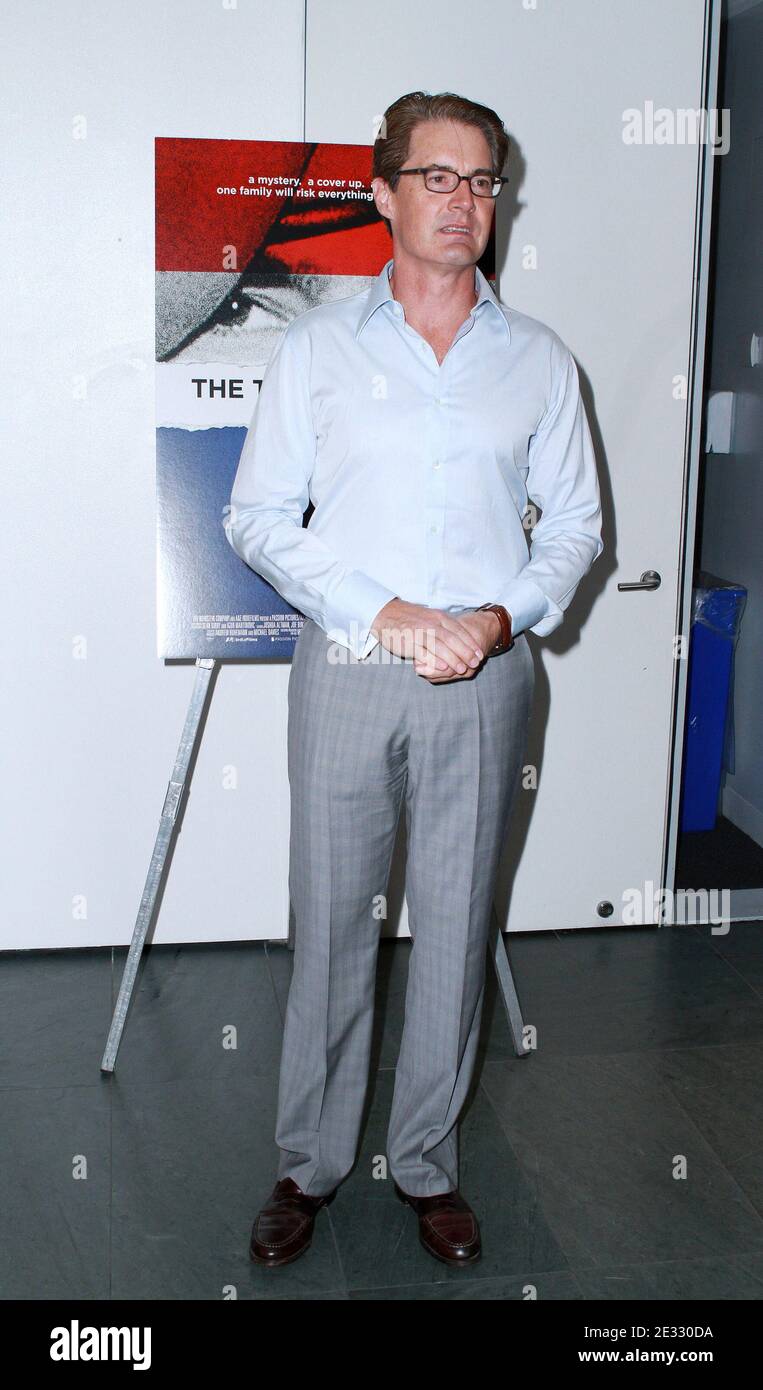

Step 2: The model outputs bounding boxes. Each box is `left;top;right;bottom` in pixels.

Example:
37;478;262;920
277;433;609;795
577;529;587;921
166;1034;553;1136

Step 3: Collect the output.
3;0;712;948
2;0;308;948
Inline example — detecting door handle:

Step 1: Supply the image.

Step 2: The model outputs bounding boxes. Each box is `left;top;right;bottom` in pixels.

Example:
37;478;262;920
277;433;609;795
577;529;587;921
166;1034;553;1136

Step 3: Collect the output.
617;569;662;591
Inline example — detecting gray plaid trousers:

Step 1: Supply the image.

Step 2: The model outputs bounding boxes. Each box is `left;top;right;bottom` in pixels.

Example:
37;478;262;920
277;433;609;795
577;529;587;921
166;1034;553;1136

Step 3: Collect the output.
275;616;535;1197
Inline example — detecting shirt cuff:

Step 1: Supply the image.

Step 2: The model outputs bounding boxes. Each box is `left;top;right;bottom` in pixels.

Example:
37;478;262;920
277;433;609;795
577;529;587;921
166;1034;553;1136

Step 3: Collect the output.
324;570;399;660
494;574;553;637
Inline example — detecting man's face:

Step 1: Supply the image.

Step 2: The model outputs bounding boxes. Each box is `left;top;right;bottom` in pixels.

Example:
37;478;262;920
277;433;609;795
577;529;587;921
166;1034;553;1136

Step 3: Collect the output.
373;119;496;271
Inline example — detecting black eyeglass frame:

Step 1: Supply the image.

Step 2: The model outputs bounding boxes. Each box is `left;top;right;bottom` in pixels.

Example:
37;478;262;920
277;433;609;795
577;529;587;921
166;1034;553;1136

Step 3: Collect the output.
391;166;509;198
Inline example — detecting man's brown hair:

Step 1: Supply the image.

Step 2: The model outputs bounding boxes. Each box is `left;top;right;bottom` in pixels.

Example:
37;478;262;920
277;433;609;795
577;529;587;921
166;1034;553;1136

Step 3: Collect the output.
371;90;510;226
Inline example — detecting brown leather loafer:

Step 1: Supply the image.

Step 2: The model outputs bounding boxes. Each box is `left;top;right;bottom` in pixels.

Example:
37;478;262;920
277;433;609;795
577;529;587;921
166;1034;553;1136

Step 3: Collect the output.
250;1176;337;1267
394;1180;481;1266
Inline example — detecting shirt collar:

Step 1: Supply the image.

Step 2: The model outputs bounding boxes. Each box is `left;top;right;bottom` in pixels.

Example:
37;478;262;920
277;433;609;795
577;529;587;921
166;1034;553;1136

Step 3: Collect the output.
354;257;511;342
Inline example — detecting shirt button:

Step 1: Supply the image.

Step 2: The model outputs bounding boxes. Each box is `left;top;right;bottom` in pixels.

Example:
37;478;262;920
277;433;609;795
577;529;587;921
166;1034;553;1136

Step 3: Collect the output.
429;525;437;534
433;460;441;469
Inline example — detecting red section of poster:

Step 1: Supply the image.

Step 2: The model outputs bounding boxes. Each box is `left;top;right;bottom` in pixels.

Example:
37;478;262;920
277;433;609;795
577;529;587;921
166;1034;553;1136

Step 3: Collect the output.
155;138;391;275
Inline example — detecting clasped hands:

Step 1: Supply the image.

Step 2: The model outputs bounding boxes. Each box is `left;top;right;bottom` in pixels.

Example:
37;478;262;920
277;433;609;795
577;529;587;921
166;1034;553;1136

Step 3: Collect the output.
370;598;502;684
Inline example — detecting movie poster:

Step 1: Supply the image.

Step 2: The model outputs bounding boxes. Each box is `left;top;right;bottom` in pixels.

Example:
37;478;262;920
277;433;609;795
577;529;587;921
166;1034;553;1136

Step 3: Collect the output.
155;137;497;658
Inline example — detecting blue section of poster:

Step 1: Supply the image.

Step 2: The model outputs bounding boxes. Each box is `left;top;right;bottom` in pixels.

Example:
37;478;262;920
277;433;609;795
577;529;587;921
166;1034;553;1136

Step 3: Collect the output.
157;425;304;659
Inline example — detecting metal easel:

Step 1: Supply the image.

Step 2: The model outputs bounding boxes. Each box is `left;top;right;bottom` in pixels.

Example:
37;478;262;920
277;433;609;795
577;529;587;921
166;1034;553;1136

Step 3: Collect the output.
100;658;217;1072
100;656;530;1071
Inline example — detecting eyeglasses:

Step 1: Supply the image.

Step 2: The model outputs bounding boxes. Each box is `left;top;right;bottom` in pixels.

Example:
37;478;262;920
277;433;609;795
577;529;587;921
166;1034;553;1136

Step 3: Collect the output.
393;166;508;198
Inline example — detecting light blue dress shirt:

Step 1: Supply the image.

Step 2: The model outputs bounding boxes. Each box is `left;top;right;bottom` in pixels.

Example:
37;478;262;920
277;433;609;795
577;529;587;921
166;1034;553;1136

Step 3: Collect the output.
224;257;603;659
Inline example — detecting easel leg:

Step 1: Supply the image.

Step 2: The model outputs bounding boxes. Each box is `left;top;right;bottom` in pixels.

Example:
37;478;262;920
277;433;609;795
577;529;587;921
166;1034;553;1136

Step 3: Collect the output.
488;899;531;1059
100;658;218;1073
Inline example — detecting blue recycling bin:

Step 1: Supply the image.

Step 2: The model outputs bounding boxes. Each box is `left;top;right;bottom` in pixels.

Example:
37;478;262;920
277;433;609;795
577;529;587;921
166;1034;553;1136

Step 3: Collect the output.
679;571;747;833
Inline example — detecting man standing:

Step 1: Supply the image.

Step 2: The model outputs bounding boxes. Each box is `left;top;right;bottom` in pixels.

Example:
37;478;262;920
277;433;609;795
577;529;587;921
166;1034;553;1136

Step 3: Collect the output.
225;90;603;1269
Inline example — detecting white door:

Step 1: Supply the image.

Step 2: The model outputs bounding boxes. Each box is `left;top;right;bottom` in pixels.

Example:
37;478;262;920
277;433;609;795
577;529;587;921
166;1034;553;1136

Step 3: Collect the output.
308;0;720;933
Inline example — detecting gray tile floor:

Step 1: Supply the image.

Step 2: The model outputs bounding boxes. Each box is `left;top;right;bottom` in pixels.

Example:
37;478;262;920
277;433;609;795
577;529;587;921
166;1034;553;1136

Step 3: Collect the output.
2;922;763;1300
